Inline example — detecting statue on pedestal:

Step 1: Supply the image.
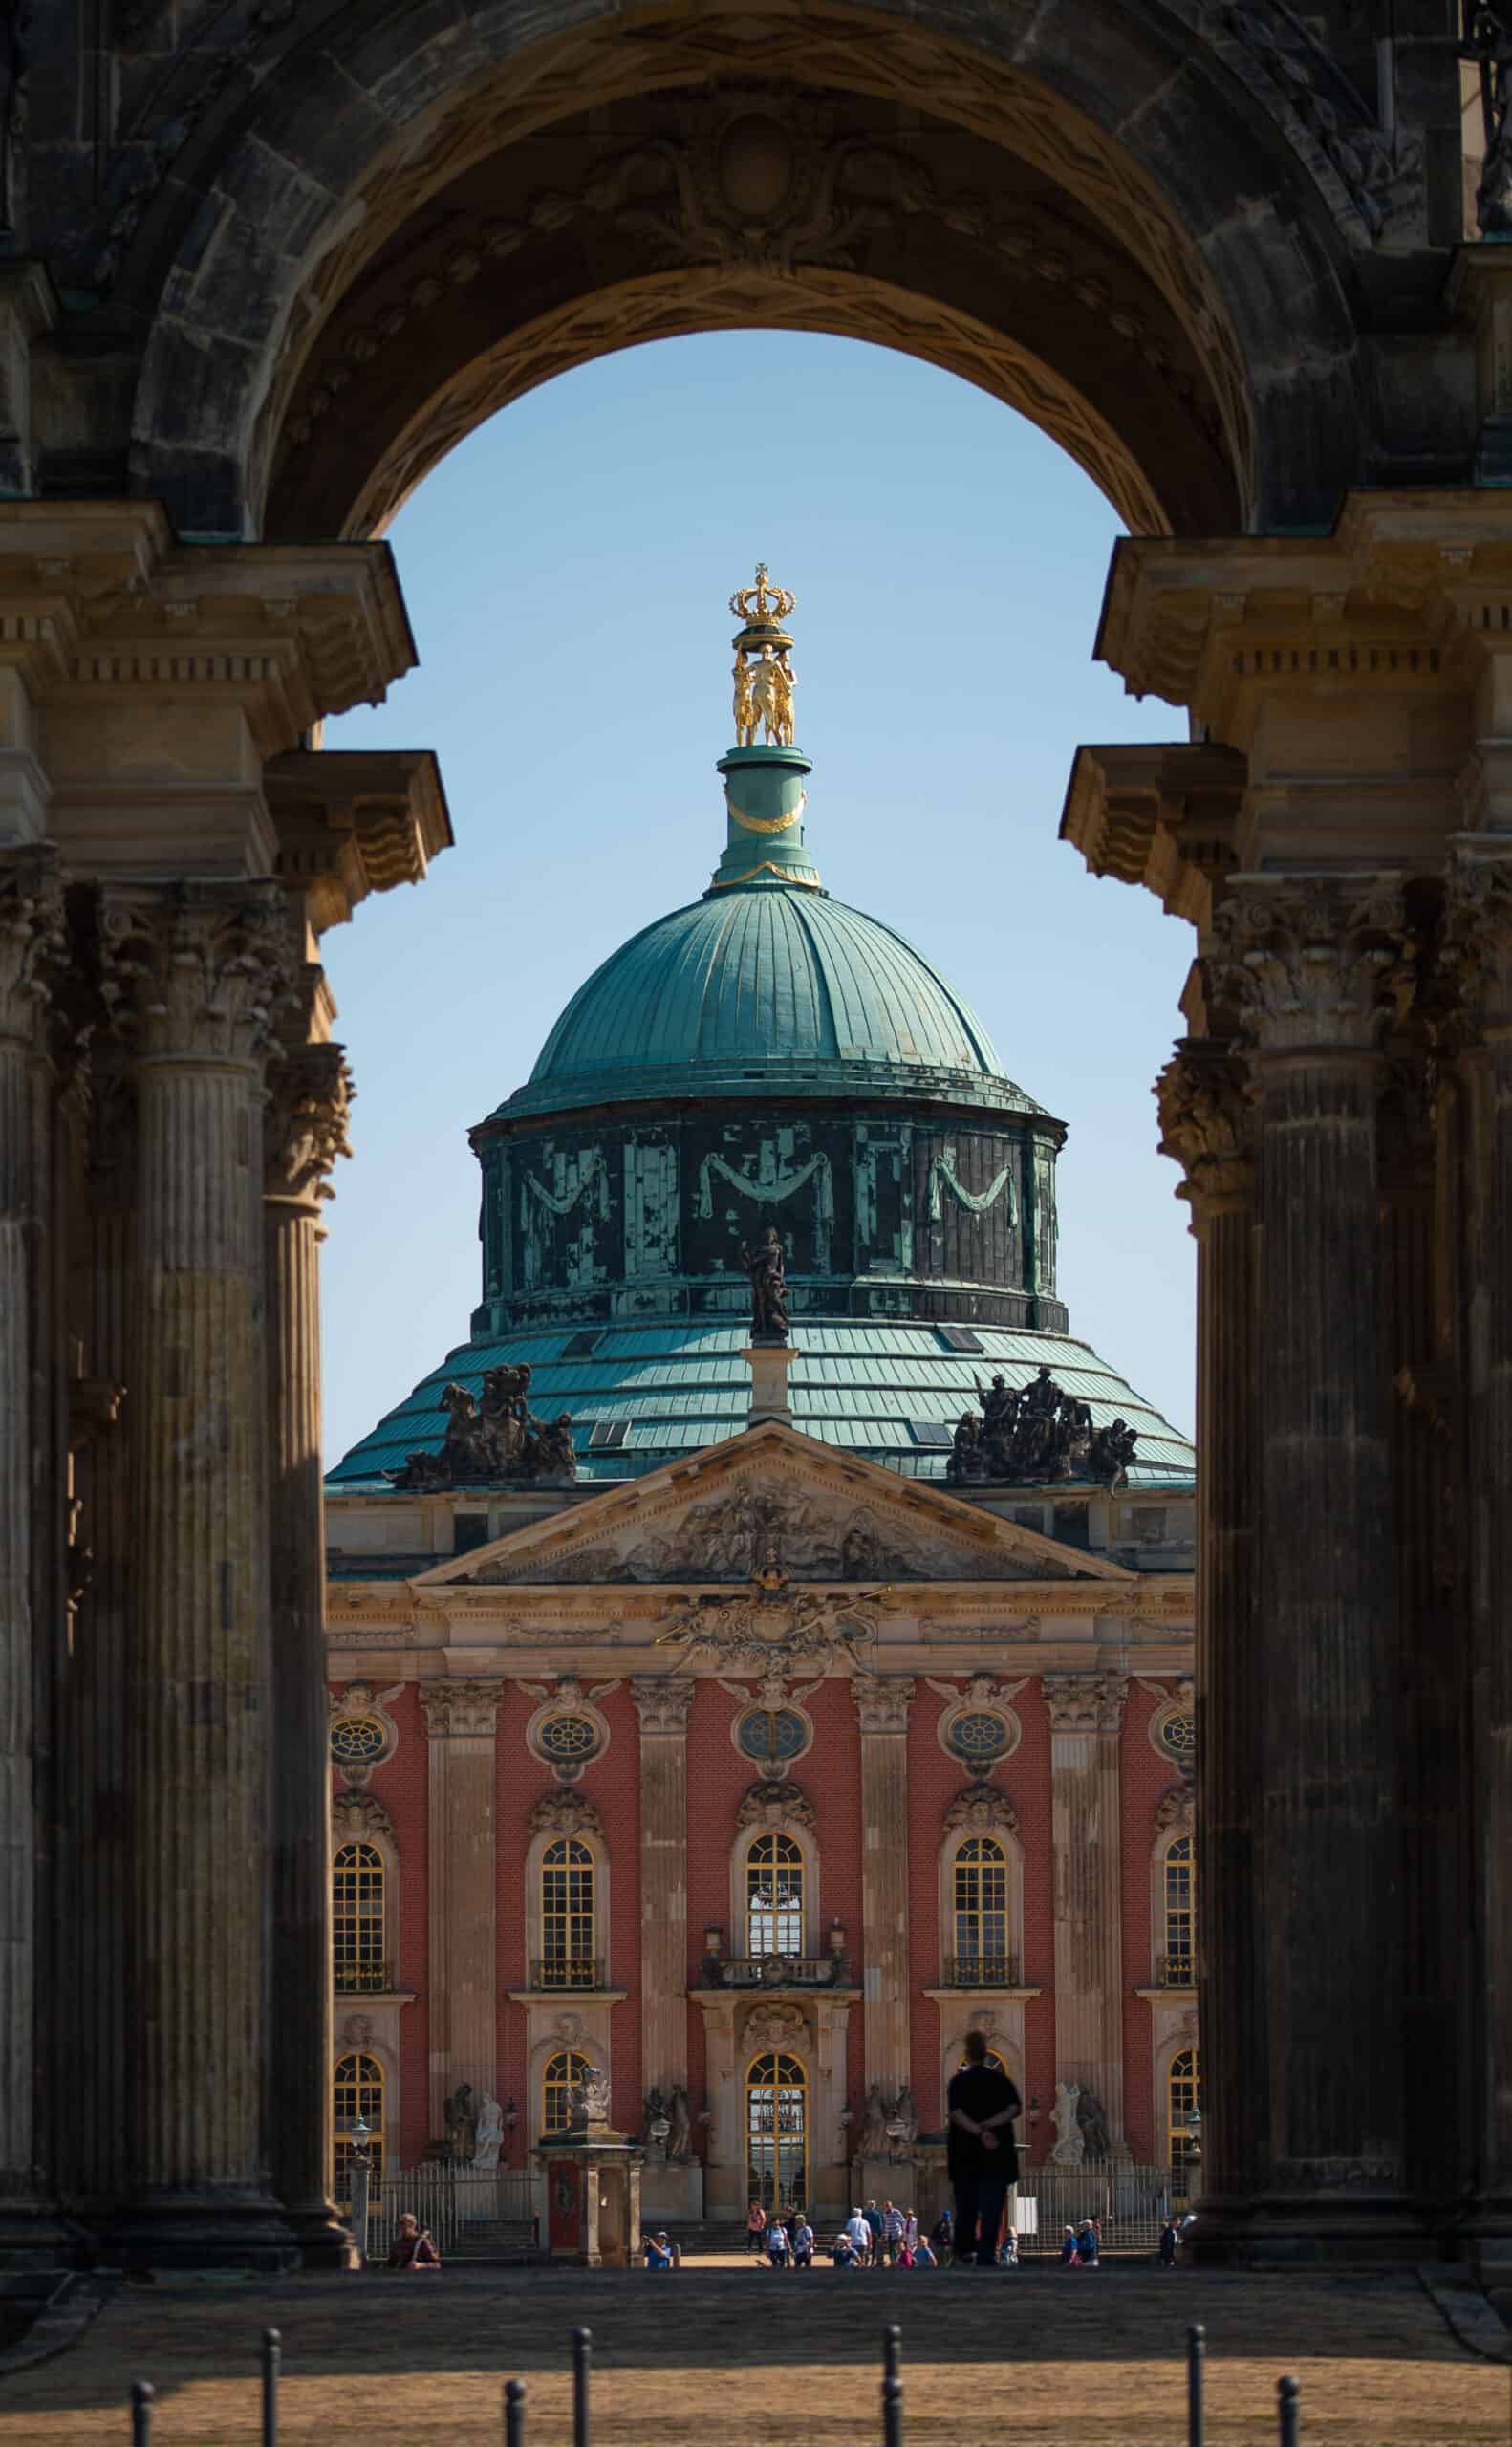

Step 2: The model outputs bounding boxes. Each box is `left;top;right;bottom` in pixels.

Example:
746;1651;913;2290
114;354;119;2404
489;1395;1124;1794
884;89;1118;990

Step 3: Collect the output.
473;2091;505;2169
859;2083;888;2158
443;2083;478;2163
740;1224;789;1342
1049;2081;1086;2166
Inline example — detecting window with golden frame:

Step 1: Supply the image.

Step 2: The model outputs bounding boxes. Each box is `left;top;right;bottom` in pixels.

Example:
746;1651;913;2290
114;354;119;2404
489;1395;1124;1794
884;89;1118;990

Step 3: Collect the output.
745;1830;804;1958
745;2049;808;2212
333;1840;386;1991
541;1836;596;1986
1163;1834;1195;1969
543;2047;591;2136
1168;2045;1200;2176
334;2049;384;2183
952;1834;1007;1968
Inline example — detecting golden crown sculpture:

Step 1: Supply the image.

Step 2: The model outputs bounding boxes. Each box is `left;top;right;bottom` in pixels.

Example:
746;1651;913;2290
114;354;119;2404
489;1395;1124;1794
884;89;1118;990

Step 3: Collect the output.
729;562;795;634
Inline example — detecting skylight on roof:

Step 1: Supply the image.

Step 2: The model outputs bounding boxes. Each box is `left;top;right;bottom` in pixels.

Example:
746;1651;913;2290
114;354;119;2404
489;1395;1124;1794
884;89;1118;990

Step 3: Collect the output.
936;1326;984;1354
908;1420;954;1448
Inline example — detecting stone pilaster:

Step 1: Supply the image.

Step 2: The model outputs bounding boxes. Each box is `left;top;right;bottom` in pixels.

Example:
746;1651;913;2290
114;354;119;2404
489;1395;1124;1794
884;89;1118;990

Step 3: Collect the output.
1208;876;1412;2243
421;1680;507;2138
1043;1671;1127;2143
1437;846;1512;2263
1156;1040;1256;2204
0;848;66;2263
106;880;298;2268
630;1676;692;2101
852;1677;914;2099
263;1034;353;2263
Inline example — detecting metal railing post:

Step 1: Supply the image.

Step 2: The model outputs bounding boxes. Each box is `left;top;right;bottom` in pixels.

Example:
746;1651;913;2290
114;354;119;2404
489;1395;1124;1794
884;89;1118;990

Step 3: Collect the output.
130;2380;155;2445
261;2327;281;2447
572;2325;592;2447
882;2325;903;2447
504;2377;528;2447
1187;2323;1205;2447
1278;2374;1300;2447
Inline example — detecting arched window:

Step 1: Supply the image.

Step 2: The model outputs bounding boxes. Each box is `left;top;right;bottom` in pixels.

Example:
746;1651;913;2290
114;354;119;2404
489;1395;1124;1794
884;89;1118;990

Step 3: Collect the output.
1163;1835;1195;1977
746;2051;807;2211
540;1836;596;1989
334;2050;385;2183
955;2043;1007;2074
543;2047;591;2136
952;1835;1008;1978
745;1830;804;1958
333;1840;387;1993
1168;2046;1200;2177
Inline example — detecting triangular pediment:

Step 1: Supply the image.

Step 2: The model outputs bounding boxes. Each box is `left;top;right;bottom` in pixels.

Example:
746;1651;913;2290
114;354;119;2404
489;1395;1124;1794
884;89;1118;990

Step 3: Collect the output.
413;1420;1135;1590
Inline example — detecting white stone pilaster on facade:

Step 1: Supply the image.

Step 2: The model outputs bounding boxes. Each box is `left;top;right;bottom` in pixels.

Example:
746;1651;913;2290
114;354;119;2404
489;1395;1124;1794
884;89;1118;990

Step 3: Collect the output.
853;1675;916;2101
421;1680;507;2140
630;1675;693;2101
1044;1669;1128;2149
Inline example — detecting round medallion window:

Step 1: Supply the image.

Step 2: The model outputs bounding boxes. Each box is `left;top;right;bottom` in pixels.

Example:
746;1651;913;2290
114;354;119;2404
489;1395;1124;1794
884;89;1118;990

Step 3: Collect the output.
737;1707;809;1766
948;1711;1011;1764
538;1713;601;1765
330;1717;387;1766
1158;1710;1196;1766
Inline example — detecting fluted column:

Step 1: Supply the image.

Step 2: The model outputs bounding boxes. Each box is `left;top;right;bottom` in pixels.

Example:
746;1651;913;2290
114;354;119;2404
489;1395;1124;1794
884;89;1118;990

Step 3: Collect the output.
1210;877;1412;2247
631;1676;693;2101
853;1677;915;2100
0;848;66;2263
1157;1041;1258;2208
1043;1672;1127;2144
106;880;297;2267
421;1681;507;2138
1439;846;1512;2264
264;1038;352;2263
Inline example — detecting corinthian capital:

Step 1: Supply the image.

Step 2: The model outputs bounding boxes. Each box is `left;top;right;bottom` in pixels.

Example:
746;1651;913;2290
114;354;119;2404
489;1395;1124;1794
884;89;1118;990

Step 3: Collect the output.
1436;843;1512;1045
853;1675;915;1735
630;1675;693;1735
1042;1670;1127;1732
105;879;299;1065
0;845;64;1047
264;1041;355;1202
1205;876;1411;1056
1156;1039;1253;1211
420;1679;508;1737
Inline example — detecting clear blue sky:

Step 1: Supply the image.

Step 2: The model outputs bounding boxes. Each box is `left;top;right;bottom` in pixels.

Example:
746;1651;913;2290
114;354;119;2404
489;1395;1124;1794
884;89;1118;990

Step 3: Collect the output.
321;332;1193;1469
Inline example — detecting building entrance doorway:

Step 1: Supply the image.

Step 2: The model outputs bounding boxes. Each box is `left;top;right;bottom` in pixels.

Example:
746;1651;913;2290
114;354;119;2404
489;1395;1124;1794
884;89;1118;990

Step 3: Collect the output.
746;2052;808;2213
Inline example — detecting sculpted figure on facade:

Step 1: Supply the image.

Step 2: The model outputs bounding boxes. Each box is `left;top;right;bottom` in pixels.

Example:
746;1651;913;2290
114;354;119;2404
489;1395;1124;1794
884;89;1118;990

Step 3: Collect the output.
391;1358;577;1489
946;1363;1137;1488
660;1581;880;1678
1076;2090;1112;2164
472;2091;505;2169
667;2085;693;2162
444;2083;478;2162
1042;1672;1128;1734
891;2085;918;2158
859;2082;888;2157
1049;2082;1085;2165
740;1223;790;1341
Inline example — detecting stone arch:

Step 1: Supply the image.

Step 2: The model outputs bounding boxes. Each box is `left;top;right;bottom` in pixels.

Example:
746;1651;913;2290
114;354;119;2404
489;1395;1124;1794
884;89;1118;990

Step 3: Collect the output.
117;0;1384;542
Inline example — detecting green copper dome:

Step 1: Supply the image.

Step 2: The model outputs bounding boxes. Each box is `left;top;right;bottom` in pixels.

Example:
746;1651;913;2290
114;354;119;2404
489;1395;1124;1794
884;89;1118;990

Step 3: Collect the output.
499;747;1041;1123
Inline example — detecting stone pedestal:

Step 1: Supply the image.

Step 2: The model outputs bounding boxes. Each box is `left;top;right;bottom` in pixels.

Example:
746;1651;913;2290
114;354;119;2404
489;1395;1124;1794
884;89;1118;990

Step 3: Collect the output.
743;1339;797;1425
538;2127;644;2267
638;2157;704;2226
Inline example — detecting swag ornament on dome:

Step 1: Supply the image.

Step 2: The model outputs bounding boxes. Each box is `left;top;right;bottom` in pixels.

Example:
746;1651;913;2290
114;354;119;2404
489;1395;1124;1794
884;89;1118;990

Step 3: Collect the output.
947;1364;1138;1490
388;1361;575;1490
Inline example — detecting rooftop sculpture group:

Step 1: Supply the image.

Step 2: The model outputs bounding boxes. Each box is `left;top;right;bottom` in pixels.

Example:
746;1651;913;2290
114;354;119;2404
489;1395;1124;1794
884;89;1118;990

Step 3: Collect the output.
389;1362;576;1489
731;563;797;747
946;1364;1138;1490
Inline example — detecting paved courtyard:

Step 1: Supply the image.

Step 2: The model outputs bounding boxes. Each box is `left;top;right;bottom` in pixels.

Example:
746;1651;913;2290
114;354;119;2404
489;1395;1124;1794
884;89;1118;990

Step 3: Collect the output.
0;2264;1507;2446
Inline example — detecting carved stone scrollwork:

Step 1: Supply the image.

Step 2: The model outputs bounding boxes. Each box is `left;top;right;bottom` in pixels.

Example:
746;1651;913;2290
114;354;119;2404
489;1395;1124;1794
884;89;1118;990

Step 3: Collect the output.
105;878;301;1065
1154;1784;1195;1835
1156;1037;1254;1215
1042;1671;1127;1732
1204;877;1412;1057
736;1777;816;1832
419;1679;508;1737
264;1040;354;1203
1435;845;1512;1051
528;1788;605;1841
745;2000;807;2052
852;1675;916;1736
0;844;64;1047
333;1789;396;1844
630;1675;694;1735
944;1780;1019;1835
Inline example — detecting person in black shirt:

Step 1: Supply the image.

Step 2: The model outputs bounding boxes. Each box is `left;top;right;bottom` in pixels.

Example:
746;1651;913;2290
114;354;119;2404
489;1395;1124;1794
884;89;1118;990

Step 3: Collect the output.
945;2030;1022;2268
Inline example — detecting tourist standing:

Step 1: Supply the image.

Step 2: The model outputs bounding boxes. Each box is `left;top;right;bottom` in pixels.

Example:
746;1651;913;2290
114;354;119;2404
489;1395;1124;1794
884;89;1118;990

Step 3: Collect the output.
945;2028;1022;2269
791;2215;814;2270
766;2213;791;2269
882;2201;905;2265
1075;2219;1100;2267
1158;2217;1180;2268
843;2205;872;2265
386;2212;441;2271
1059;2225;1079;2267
864;2198;884;2267
930;2207;954;2266
746;2199;767;2257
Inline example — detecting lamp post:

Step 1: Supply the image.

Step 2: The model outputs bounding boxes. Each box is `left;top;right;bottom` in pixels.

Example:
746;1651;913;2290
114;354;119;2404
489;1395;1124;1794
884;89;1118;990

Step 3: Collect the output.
348;2115;372;2263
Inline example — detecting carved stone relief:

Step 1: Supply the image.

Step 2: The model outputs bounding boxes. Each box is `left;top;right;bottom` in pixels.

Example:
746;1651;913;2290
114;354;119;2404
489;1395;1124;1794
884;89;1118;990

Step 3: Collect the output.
528;1789;605;1842
1042;1672;1128;1733
735;1778;817;1834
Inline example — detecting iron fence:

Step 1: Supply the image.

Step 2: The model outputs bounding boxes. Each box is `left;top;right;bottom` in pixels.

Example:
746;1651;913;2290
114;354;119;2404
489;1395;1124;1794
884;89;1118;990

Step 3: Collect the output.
942;1955;1022;1987
335;1960;395;1994
530;1957;604;1991
361;2165;538;2261
710;1955;848;1988
1013;2161;1192;2253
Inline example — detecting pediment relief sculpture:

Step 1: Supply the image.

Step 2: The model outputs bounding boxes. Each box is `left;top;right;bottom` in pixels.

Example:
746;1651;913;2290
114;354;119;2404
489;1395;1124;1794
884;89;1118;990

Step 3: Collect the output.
1154;1783;1195;1834
658;1577;881;1677
333;1788;396;1844
745;2001;808;2052
736;1776;817;1833
529;1789;605;1841
944;1780;1019;1835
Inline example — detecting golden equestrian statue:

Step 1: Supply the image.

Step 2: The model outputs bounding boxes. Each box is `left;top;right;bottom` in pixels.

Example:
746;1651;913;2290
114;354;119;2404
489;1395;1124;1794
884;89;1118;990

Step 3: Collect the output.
730;563;798;747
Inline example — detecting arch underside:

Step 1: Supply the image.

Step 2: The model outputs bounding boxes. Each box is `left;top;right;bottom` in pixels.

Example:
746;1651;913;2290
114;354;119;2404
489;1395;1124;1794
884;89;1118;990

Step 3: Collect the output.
122;3;1384;542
